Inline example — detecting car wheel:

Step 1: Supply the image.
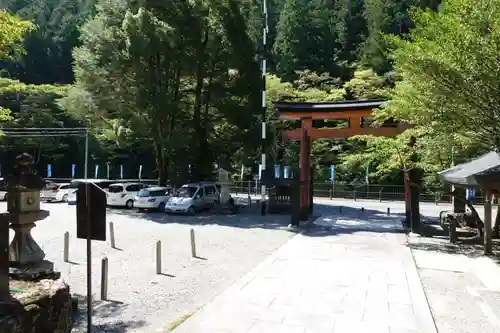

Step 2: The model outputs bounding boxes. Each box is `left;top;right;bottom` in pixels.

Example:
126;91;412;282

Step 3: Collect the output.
62;194;68;202
188;206;195;215
158;202;166;211
126;200;134;209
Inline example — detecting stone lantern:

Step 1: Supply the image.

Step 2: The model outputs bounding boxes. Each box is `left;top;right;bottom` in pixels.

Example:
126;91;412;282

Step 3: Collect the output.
6;153;55;280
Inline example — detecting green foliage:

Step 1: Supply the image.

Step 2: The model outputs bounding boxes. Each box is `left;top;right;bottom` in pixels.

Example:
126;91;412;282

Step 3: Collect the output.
0;0;94;84
386;0;500;151
62;0;262;184
0;10;34;60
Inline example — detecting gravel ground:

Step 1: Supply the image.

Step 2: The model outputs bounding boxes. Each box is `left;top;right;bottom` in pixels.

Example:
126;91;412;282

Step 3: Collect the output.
5;201;295;333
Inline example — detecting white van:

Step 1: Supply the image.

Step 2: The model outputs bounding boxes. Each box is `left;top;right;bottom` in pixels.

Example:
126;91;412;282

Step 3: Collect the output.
107;182;149;208
67;179;115;205
165;183;220;215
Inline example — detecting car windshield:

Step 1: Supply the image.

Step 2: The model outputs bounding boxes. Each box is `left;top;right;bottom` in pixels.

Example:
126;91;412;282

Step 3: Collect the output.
137;189;152;197
44;182;59;190
176;186;197;198
108;185;123;193
69;181;83;189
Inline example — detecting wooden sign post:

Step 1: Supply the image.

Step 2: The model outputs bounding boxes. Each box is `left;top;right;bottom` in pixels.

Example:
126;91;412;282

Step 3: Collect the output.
76;182;106;333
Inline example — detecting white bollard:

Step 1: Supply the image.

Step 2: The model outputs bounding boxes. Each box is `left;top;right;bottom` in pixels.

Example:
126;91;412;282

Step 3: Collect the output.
156;241;162;274
100;257;108;300
63;232;69;262
109;222;116;249
190;229;197;258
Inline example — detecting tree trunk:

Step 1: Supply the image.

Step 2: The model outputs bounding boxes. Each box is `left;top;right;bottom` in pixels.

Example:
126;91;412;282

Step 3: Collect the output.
192;26;209;182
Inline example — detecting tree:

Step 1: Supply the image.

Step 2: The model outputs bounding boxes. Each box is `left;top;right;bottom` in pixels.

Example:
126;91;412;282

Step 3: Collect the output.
0;9;33;59
384;0;500;152
0;10;33;122
63;0;261;184
273;0;346;81
362;0;441;74
0;0;94;84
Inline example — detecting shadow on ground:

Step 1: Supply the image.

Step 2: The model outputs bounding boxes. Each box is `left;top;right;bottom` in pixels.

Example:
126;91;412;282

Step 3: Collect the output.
406;221;500;264
106;201;447;239
71;294;146;333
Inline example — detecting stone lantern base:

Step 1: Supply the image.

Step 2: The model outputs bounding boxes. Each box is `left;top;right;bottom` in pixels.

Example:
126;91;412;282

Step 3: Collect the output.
8;210;57;281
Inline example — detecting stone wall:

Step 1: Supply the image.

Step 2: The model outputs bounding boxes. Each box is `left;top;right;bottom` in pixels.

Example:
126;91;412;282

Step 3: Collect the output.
0;278;72;333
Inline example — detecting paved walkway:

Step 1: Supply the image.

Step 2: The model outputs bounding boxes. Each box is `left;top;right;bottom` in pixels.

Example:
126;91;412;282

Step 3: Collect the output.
172;212;437;333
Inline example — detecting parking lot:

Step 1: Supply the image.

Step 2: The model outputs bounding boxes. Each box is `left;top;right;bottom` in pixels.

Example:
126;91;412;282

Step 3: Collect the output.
6;201;295;332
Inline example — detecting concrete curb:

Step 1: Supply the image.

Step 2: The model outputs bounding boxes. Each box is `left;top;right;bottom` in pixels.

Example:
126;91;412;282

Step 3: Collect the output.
403;234;438;333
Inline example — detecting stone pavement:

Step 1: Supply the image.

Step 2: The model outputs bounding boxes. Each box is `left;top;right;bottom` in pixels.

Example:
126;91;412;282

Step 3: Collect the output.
409;235;500;333
172;212;437;333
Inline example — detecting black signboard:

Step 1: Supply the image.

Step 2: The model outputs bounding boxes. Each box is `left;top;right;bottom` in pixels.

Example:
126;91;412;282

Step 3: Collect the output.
76;182;106;241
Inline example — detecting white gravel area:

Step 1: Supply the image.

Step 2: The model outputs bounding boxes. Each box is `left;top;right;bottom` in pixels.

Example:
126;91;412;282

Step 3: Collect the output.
5;202;295;333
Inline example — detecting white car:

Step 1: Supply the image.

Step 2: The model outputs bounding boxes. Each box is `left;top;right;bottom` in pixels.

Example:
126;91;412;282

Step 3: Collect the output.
107;182;148;209
40;183;71;202
67;179;116;205
0;178;7;201
135;186;173;211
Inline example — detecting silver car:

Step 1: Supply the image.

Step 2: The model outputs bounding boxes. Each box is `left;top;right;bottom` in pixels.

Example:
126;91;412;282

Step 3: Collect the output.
165;183;219;215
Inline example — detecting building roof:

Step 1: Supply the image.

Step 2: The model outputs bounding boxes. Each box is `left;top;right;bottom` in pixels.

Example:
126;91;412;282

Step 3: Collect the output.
438;151;500;188
274;99;386;112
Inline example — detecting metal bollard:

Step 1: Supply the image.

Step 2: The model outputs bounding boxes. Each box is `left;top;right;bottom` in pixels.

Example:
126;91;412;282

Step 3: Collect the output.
156;241;162;274
109;222;116;249
329;189;333;200
190;229;197;258
63;232;69;262
339;206;343;214
387;207;391;216
100;257;108;300
361;207;365;212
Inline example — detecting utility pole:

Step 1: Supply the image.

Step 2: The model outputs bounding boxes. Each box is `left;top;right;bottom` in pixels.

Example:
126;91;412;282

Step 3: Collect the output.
260;0;269;216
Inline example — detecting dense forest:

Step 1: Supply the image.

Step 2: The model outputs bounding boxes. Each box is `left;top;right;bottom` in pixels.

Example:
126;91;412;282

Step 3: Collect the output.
0;0;498;188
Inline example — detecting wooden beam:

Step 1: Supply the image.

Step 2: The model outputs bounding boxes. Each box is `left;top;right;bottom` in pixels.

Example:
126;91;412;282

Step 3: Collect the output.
279;109;374;120
284;127;404;140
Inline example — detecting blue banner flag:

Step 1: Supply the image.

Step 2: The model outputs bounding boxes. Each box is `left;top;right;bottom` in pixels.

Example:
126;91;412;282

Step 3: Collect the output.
139;165;143;179
274;165;280;178
284;166;290;179
107;163;110;179
330;165;335;184
47;164;52;178
71;164;76;178
258;164;262;180
120;165;124;179
95;165;99;178
466;188;476;201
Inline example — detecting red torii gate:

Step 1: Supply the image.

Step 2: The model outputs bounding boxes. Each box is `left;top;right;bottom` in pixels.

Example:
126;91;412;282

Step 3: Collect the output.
274;99;408;221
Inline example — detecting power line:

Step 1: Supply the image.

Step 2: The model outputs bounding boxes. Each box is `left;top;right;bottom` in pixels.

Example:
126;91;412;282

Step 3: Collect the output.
0;127;90;179
1;127;88;131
